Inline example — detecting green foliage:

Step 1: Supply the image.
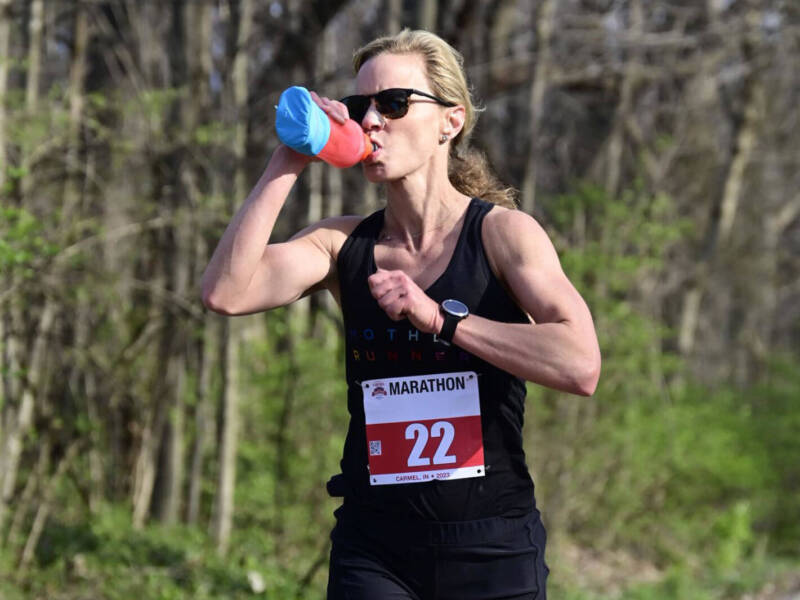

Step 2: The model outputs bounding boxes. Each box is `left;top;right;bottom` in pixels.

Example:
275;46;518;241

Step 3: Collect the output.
527;184;800;596
0;504;283;600
747;355;800;555
234;308;349;594
0;204;57;277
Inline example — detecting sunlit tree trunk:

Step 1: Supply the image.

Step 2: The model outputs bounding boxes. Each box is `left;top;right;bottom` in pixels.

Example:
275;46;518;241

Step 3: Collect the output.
417;0;436;31
184;0;214;526
212;0;254;555
678;53;762;357
0;0;10;192
0;1;88;539
5;436;50;549
386;0;402;34
0;0;16;410
188;315;217;524
520;0;555;215
18;442;80;570
603;0;643;197
0;302;56;538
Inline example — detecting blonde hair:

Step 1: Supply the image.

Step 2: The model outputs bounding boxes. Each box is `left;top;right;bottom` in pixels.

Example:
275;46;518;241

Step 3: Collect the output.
353;30;517;209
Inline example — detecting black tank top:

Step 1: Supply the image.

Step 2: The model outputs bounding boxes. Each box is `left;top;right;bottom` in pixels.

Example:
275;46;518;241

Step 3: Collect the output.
335;197;535;521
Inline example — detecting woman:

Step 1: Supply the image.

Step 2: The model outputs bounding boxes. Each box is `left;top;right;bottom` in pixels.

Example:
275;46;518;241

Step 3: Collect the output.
202;29;600;600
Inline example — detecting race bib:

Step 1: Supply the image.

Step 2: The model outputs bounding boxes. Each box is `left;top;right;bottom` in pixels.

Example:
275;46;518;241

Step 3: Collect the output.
362;371;485;486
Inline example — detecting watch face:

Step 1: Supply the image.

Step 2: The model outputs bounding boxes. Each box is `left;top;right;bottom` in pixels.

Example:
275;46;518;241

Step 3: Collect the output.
442;299;469;318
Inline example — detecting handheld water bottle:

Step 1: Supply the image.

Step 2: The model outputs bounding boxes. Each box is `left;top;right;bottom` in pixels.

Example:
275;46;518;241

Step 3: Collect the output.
275;86;373;168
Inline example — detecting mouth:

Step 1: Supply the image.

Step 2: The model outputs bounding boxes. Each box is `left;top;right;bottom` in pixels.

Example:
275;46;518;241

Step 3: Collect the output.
365;139;382;163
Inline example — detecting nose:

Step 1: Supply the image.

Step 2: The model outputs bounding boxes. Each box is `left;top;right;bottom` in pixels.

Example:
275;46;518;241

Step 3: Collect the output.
360;101;385;130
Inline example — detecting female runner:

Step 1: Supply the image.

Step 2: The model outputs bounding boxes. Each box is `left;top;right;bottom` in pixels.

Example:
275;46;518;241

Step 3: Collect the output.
202;29;601;600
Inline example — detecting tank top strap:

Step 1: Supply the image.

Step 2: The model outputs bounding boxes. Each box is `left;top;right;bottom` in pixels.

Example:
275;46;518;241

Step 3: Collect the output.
461;197;495;268
429;197;494;296
337;208;384;297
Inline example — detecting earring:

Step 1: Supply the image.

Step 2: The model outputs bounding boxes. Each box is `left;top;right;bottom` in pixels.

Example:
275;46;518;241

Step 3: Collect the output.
440;134;449;143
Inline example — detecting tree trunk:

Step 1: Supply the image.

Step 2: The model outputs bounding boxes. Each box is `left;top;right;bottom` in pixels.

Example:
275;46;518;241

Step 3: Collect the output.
603;0;643;197
717;83;763;247
417;0;437;31
211;0;254;554
0;0;11;191
63;3;88;219
677;72;762;357
4;436;50;549
520;0;556;215
20;0;43;199
386;0;402;34
0;302;56;537
187;314;217;524
0;0;17;409
212;318;239;554
183;0;214;525
18;442;80;570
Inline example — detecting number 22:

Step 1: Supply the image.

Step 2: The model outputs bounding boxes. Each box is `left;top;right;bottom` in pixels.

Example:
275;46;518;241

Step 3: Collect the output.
405;421;457;467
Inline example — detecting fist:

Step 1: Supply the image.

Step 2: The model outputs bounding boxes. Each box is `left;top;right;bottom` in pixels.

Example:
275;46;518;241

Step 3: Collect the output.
367;268;443;334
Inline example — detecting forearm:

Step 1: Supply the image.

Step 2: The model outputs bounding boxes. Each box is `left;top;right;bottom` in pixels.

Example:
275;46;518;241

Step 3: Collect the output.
201;147;308;307
449;315;600;396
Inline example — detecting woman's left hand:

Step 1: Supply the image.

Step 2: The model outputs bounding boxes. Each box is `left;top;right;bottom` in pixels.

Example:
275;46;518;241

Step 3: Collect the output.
367;268;443;335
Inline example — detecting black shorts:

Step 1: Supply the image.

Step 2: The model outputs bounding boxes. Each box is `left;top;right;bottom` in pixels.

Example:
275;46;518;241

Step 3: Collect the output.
327;503;549;600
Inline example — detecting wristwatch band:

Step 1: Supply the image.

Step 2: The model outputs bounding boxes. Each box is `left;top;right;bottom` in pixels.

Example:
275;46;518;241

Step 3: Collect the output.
439;312;460;345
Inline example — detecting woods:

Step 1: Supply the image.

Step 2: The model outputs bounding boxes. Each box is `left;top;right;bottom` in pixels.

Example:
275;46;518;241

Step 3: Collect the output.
1;0;799;598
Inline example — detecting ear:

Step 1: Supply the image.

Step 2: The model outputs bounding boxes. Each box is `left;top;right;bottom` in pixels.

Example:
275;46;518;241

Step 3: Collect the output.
441;104;466;139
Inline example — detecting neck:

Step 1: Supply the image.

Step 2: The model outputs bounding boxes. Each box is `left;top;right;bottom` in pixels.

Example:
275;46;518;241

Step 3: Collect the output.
381;163;469;247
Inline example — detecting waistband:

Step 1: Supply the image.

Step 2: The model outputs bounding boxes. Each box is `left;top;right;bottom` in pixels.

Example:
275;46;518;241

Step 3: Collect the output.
335;500;541;546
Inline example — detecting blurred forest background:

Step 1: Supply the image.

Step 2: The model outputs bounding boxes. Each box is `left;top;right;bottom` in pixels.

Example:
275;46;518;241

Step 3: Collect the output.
1;0;799;598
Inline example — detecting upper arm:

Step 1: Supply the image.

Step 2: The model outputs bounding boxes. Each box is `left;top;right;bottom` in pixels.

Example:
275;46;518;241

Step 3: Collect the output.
222;215;361;315
482;208;599;345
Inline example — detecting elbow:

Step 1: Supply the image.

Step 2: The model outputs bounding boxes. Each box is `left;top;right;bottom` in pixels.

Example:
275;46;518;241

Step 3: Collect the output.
573;354;601;397
201;285;236;316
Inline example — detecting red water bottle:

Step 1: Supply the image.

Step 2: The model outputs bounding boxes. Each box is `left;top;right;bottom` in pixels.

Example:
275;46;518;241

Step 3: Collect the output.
275;86;372;168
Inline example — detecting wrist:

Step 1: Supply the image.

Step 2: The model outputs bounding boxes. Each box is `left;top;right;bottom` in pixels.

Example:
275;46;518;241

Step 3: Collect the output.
433;309;445;337
271;144;313;173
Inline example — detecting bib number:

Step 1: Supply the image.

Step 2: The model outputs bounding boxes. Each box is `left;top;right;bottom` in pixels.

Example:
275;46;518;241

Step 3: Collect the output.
362;372;485;486
406;421;456;466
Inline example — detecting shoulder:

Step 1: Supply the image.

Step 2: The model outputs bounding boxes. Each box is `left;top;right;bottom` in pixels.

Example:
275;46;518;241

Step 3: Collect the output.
290;215;365;260
481;206;559;275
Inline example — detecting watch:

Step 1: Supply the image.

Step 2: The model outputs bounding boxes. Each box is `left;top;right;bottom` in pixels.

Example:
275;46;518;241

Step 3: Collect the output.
438;299;469;345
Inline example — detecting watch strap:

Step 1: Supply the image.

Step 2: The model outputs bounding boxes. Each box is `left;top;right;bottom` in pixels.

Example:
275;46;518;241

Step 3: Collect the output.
438;312;460;345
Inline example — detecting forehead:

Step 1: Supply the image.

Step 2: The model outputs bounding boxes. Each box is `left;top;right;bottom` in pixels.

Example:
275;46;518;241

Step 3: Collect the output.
355;53;431;94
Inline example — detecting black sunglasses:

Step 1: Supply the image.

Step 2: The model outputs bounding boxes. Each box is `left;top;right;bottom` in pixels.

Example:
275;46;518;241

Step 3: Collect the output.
340;88;456;123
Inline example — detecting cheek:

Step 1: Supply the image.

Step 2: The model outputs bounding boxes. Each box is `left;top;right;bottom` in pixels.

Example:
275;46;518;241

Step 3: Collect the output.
391;126;437;162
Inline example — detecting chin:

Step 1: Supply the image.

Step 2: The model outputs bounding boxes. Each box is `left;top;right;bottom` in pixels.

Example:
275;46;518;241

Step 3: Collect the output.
362;164;392;183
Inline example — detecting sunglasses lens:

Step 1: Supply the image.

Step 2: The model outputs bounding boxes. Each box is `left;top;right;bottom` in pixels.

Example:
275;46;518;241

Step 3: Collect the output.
375;90;410;119
342;96;370;122
341;90;412;122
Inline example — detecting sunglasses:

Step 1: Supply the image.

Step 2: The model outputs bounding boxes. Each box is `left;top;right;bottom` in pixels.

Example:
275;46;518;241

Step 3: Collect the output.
340;88;456;123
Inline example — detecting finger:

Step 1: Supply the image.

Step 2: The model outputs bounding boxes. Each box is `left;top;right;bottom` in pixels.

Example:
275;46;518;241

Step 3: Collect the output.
367;269;392;291
369;278;397;300
312;92;347;125
326;98;349;123
375;287;406;311
378;293;409;321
